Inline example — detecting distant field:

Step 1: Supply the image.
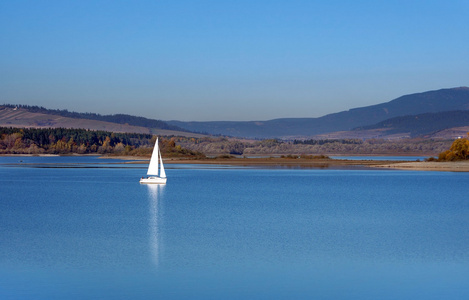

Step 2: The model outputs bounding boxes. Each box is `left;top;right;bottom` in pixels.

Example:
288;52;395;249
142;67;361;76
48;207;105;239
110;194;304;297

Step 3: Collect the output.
0;107;206;138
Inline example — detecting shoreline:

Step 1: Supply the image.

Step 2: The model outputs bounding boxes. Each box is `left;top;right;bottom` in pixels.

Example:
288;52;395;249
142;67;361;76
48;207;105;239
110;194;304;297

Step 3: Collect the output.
3;154;469;172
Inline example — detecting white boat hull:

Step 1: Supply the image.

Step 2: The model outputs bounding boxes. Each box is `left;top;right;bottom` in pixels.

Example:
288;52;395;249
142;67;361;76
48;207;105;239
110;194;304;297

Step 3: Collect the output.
140;176;167;184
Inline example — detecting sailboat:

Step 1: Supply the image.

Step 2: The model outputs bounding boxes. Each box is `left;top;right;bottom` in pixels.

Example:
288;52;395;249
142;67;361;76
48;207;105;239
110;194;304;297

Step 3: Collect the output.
140;138;167;184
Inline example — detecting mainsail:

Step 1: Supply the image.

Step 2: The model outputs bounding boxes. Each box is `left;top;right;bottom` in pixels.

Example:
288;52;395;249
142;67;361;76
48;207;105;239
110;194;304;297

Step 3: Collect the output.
147;138;160;176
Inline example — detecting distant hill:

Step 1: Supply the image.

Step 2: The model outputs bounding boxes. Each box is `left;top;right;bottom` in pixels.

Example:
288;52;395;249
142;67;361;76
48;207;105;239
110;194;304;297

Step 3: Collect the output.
2;104;184;131
0;105;206;138
168;87;469;138
354;110;469;138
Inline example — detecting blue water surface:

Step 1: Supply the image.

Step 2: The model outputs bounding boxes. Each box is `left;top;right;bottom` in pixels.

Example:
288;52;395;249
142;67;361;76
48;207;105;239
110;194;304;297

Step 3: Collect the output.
0;156;468;299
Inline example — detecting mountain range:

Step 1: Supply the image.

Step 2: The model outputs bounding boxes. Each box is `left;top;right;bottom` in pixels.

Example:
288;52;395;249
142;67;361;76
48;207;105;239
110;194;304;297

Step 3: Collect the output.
2;87;469;140
167;87;469;139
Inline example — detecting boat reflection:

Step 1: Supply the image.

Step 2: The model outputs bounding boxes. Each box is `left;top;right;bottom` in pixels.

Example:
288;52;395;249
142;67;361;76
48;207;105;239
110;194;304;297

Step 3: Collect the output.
147;184;165;267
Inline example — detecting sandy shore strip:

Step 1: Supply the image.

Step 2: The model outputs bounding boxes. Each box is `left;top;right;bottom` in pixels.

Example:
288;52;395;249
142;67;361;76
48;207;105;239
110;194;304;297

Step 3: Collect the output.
373;161;469;172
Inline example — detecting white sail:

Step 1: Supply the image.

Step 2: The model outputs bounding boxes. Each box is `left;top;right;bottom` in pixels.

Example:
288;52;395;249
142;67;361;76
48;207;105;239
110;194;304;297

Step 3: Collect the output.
140;137;167;184
159;149;166;178
147;138;160;176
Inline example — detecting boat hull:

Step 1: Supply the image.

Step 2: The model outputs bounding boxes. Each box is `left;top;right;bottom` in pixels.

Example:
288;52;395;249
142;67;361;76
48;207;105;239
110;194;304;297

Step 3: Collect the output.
140;176;167;184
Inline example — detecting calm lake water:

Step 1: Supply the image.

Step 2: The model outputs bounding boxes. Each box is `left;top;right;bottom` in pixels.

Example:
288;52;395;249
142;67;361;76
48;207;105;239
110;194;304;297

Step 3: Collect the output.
1;157;468;299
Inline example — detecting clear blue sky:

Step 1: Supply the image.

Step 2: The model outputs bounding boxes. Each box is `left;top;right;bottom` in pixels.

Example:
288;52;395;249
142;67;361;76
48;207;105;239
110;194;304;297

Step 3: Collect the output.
1;0;468;121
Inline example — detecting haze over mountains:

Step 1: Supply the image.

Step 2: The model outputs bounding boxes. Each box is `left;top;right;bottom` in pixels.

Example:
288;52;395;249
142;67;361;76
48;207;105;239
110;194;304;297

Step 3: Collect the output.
2;87;469;140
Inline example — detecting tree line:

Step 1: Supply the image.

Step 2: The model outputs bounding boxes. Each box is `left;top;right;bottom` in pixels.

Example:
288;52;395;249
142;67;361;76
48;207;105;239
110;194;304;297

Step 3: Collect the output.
293;139;363;145
1;126;459;158
0;127;204;158
168;136;453;156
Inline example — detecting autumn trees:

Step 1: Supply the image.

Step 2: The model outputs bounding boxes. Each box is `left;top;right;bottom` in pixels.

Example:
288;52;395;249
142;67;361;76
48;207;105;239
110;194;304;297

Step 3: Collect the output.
437;134;469;161
0;127;204;158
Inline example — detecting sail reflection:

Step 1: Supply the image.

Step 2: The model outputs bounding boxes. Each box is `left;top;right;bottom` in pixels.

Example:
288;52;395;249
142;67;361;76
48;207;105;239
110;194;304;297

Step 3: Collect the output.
147;184;165;267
